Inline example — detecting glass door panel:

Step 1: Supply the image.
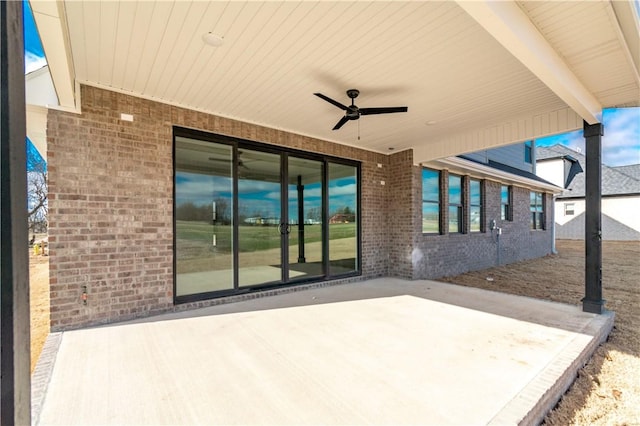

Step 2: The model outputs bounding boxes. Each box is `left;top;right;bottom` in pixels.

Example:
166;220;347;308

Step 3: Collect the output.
328;163;358;275
287;156;324;280
237;149;283;287
175;137;233;296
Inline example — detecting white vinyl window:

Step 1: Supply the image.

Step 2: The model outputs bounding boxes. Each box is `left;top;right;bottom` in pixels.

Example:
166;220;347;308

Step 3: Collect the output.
564;203;575;216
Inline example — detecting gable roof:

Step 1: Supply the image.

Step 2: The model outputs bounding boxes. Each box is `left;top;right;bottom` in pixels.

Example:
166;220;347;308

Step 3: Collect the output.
457;154;557;187
612;164;640;181
536;144;640;198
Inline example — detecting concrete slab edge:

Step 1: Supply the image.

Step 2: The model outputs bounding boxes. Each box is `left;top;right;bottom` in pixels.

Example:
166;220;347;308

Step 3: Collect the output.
31;332;63;426
52;275;369;332
489;310;615;426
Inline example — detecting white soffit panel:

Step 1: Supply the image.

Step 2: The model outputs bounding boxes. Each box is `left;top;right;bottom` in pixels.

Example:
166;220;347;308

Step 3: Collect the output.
520;1;640;109
456;0;602;124
30;0;76;111
413;107;583;163
49;1;639;158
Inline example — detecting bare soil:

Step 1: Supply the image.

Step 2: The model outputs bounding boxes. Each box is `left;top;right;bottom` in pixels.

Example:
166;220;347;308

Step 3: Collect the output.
441;240;640;425
29;251;50;374
29;240;639;423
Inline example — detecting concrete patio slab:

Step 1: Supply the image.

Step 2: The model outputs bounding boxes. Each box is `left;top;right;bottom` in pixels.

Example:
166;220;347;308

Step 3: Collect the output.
34;278;613;425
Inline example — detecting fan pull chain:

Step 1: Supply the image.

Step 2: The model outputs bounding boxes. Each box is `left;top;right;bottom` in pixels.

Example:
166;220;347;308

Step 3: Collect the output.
358;119;361;140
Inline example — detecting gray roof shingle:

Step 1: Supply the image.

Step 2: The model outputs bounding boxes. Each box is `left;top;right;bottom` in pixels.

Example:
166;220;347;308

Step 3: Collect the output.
536;144;640;198
612;164;640;181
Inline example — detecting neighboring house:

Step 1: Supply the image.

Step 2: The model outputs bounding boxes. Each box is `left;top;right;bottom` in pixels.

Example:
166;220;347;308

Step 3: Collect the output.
536;144;640;241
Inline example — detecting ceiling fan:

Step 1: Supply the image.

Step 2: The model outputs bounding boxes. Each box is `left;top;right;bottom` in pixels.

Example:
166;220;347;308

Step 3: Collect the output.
208;151;249;169
314;89;408;130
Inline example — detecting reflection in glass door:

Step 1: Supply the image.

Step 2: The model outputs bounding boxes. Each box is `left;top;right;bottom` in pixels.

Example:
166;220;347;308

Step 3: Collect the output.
237;149;283;287
328;163;358;275
287;156;324;280
175;137;233;296
174;129;360;302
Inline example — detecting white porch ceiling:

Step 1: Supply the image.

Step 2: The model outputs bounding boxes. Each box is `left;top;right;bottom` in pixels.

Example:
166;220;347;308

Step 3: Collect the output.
32;1;640;163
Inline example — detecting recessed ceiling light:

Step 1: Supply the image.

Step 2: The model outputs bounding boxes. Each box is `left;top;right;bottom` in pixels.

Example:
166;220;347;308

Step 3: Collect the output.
388;147;395;151
426;120;437;125
202;32;224;47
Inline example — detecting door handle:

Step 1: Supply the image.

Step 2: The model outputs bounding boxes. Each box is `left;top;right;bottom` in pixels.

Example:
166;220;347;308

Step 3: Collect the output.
278;223;291;235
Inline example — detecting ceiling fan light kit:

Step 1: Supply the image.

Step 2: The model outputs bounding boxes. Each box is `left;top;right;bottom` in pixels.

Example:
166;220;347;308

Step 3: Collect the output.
314;89;408;130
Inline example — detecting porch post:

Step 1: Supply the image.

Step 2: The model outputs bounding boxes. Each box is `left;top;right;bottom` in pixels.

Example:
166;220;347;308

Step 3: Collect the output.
582;121;604;314
1;0;31;423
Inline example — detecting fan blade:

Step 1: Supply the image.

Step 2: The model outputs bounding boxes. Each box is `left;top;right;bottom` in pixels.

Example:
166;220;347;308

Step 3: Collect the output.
332;116;350;130
314;93;348;111
360;106;408;115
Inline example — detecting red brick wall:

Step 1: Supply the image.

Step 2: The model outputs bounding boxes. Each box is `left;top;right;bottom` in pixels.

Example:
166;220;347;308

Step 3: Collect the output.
48;85;390;330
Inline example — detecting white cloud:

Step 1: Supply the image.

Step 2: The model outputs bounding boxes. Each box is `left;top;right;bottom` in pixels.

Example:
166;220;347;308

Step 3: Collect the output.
328;183;357;196
536;108;640;166
602;108;640;166
25;51;47;74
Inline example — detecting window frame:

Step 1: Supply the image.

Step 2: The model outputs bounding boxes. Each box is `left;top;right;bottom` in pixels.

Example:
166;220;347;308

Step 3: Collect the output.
421;168;441;234
500;185;513;221
564;202;575;216
448;173;463;234
524;141;533;164
530;191;545;230
469;178;483;233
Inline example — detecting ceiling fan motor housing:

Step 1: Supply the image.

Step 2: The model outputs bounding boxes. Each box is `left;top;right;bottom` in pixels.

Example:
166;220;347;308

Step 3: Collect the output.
313;89;407;130
347;106;360;119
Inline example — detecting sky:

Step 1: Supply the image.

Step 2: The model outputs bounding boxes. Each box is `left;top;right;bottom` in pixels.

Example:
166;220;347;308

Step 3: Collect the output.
536;107;640;167
23;0;639;168
176;172;356;219
24;0;46;74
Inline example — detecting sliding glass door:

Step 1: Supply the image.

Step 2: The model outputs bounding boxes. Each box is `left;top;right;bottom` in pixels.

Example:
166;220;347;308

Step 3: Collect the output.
174;129;360;302
287;156;324;281
175;137;234;296
328;163;358;275
237;149;283;287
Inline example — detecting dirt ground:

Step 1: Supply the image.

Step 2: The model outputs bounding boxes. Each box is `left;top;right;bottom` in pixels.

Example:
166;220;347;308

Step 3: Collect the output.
441;240;640;425
29;239;639;424
29;251;50;374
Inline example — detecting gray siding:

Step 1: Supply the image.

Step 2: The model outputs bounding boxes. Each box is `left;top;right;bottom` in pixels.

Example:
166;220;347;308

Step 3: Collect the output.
463;143;534;173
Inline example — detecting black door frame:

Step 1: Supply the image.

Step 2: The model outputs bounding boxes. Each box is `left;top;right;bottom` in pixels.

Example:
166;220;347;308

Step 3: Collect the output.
173;126;361;304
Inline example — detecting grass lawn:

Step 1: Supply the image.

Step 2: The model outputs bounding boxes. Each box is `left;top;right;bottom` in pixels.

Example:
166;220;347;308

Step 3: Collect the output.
176;220;356;253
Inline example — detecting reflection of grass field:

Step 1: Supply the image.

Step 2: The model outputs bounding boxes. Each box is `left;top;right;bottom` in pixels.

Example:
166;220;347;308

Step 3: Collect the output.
176;220;356;253
422;220;439;233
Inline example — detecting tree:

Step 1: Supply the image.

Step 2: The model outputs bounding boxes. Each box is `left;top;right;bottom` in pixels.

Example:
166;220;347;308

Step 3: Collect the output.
27;141;48;234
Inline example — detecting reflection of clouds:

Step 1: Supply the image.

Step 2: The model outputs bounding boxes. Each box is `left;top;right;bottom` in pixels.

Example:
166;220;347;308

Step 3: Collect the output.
238;179;279;193
177;170;358;216
422;170;439;199
264;191;280;200
176;172;232;205
329;182;356;196
239;194;280;217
